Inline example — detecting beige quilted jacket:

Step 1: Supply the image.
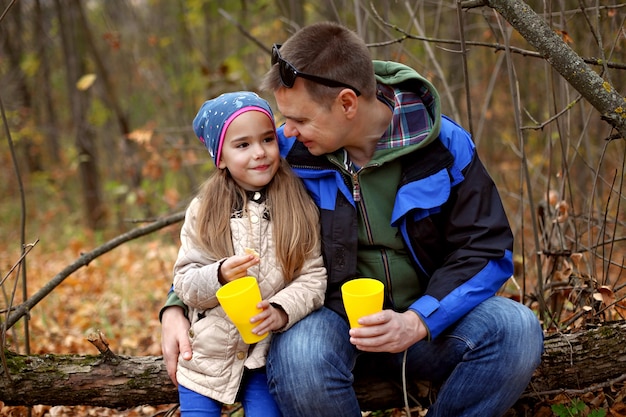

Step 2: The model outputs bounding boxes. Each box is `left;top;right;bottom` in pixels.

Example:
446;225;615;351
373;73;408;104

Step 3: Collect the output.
173;196;327;404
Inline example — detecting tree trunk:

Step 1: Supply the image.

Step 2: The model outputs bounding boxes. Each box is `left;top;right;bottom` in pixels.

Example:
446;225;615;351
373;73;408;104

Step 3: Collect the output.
2;322;626;410
35;0;62;165
55;0;106;230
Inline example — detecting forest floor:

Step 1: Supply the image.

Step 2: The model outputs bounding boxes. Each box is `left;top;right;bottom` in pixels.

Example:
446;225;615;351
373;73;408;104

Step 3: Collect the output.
1;227;624;416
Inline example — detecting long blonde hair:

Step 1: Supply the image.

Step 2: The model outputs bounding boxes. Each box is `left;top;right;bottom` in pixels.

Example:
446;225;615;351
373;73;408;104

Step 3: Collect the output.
193;159;320;281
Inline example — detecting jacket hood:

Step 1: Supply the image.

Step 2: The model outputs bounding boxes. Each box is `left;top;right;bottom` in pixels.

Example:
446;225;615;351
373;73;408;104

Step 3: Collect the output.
369;60;442;164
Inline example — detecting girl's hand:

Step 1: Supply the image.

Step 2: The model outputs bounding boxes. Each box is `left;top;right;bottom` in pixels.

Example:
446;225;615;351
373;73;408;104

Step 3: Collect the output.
219;254;259;283
250;300;288;335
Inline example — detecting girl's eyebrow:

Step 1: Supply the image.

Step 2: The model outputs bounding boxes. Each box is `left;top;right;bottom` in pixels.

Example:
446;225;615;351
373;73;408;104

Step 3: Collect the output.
228;136;249;144
229;129;275;143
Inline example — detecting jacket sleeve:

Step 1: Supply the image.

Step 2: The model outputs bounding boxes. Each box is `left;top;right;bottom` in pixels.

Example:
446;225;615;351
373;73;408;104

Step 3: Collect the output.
267;247;327;331
404;119;514;339
172;198;224;311
159;288;188;321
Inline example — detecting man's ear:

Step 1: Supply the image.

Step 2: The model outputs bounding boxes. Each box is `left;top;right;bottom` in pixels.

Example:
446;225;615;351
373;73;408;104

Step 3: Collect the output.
338;89;359;119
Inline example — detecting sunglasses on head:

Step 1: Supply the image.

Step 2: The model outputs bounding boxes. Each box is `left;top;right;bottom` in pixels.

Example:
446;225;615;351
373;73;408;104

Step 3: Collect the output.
271;44;361;96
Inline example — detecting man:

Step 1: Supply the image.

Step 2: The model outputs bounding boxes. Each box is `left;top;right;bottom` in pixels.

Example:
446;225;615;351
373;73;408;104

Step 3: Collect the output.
162;21;543;416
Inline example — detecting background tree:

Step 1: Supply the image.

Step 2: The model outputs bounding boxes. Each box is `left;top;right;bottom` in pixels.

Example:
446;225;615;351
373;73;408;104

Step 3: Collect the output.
56;0;106;229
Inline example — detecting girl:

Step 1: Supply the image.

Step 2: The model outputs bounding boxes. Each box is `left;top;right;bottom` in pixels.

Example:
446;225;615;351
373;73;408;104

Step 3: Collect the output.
173;91;327;417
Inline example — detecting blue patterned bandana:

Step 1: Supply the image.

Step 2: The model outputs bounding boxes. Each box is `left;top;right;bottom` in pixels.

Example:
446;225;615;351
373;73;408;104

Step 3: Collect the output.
192;91;275;164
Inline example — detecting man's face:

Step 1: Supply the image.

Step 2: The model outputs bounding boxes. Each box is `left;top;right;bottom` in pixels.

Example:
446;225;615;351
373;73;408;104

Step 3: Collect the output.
274;78;347;156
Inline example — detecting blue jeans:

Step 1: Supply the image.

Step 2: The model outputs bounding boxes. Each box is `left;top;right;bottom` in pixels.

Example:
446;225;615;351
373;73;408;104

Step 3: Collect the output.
266;296;543;417
178;369;282;417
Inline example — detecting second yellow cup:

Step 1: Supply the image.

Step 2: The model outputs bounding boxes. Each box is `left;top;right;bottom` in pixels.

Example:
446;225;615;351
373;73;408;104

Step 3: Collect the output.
341;278;384;328
216;276;268;344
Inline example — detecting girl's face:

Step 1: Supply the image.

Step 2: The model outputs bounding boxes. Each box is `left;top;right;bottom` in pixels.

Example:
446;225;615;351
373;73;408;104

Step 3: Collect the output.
218;110;280;191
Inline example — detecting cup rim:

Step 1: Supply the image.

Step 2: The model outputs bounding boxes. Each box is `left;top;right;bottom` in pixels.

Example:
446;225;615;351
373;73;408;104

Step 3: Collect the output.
341;278;384;297
216;276;258;300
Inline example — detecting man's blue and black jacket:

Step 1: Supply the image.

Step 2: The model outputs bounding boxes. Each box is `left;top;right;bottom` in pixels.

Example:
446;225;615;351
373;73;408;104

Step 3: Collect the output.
278;61;514;339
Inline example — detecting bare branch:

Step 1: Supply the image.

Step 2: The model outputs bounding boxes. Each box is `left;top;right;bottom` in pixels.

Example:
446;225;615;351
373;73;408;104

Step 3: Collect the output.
369;5;626;71
2;211;185;331
481;0;626;139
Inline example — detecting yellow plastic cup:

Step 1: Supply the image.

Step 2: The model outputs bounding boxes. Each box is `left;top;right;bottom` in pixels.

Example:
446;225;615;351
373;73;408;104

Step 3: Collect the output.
341;278;384;328
216;276;268;344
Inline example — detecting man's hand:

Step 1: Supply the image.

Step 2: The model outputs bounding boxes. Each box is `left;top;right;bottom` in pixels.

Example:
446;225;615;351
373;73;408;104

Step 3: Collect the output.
348;309;428;353
160;306;192;386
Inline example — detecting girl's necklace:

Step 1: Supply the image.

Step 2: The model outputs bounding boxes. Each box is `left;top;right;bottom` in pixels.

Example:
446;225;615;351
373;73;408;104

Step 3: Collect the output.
246;190;267;276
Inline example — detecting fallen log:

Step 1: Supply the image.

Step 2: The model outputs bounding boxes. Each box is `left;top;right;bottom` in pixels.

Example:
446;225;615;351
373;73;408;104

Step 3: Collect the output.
2;322;626;410
0;351;177;406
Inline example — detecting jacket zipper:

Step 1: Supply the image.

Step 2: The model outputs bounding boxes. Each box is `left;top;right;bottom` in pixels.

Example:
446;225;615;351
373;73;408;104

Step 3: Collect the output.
296;159;395;306
352;172;361;202
352;166;395;308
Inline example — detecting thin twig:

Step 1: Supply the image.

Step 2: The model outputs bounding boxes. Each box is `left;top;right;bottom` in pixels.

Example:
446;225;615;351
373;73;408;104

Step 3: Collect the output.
522;373;626;398
396;2;461;121
0;241;38;289
496;12;549;319
521;95;584;131
218;8;271;55
456;0;473;137
1;57;31;375
0;0;17;23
